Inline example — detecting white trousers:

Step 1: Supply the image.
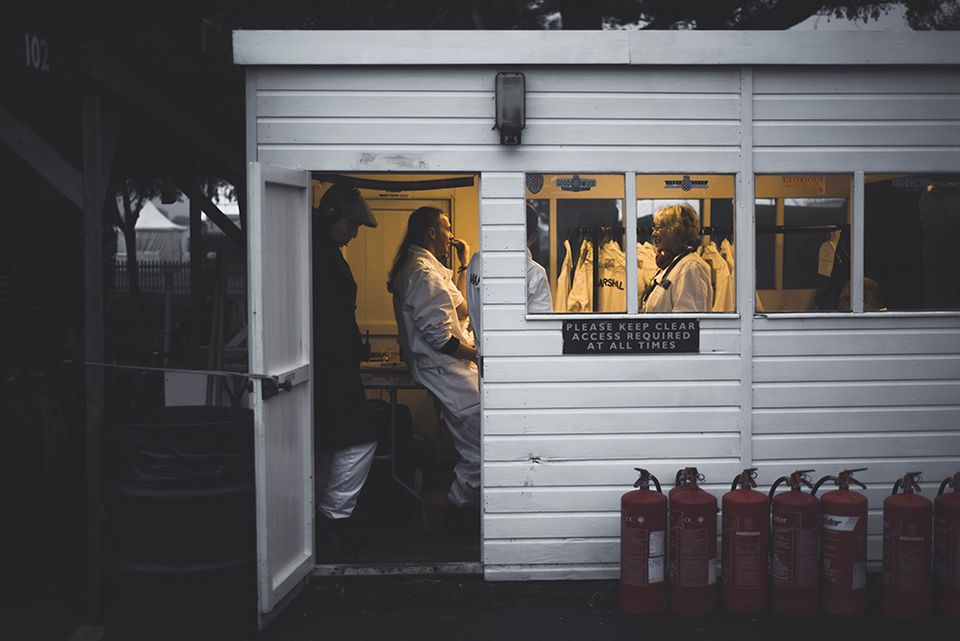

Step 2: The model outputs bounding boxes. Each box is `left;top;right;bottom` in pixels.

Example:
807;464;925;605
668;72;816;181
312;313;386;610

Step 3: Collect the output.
315;441;378;519
413;360;481;508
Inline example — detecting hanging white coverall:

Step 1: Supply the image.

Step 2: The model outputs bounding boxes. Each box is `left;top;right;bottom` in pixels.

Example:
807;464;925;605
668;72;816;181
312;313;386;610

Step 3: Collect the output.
392;245;480;508
554;239;573;312
597;240;626;312
700;241;734;312
642;251;714;313
567;239;594;312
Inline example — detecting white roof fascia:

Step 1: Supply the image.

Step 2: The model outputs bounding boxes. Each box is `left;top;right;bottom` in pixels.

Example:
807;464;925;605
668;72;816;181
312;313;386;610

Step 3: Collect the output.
233;30;629;66
233;30;960;66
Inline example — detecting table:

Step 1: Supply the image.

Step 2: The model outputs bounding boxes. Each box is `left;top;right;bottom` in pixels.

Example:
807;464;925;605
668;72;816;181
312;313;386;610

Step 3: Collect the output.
360;366;429;531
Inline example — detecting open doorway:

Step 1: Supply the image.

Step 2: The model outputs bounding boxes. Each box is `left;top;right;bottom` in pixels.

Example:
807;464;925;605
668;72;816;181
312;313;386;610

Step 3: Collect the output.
311;173;481;570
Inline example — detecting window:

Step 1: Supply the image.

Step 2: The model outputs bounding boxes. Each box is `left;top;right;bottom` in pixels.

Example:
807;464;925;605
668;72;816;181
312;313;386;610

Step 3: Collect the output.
636;174;736;313
755;175;852;313
865;174;960;312
525;174;625;313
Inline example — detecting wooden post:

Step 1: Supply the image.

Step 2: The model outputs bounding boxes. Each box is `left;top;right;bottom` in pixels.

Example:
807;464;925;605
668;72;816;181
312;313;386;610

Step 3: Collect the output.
82;84;106;620
190;185;204;348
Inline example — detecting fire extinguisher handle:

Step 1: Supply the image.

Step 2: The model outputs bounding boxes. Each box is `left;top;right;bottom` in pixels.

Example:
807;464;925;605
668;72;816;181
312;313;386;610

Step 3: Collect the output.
811;475;836;496
769;476;788;501
940;475;955;496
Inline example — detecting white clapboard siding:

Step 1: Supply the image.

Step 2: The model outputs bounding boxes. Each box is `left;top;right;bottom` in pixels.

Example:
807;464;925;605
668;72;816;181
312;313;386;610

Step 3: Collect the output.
484;407;740;435
260;119;741;147
754;122;960;147
753;68;960;173
754;406;960;434
753;317;960;564
754;433;960;459
258;92;740;120
484;460;741;488
484;381;739;409
256;67;742;94
484;565;620;581
485;512;619;539
754;355;960;382
483;354;740;383
484;433;740;462
754;95;960;121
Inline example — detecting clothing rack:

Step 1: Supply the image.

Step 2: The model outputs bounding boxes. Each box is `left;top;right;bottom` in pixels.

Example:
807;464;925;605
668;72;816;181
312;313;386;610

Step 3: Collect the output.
566;225;625;311
700;223;848;235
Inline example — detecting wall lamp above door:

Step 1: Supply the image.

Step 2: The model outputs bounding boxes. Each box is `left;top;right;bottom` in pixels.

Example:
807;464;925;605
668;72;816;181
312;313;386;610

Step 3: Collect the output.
495;72;525;145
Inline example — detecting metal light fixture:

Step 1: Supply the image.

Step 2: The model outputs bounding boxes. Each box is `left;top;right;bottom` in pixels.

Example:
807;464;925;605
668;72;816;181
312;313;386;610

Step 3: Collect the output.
495;72;525;145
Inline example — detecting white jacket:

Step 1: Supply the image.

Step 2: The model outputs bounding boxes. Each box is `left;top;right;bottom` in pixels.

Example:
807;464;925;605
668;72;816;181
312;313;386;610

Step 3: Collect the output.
642;251;714;313
553;240;573;312
526;249;553;314
392;245;473;372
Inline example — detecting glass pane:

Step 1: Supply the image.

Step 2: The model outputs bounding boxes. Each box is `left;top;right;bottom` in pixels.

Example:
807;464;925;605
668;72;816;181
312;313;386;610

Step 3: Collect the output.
636;174;735;313
525;174;625;313
755;175;851;313
865;173;960;311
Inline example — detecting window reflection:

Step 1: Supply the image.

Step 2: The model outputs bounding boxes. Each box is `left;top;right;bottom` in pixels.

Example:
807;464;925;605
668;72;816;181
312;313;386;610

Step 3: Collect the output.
525;174;625;313
865;174;960;311
636;175;735;313
755;175;851;313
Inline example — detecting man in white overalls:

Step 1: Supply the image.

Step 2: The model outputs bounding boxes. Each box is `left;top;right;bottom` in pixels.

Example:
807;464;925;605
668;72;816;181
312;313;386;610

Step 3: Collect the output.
387;207;480;532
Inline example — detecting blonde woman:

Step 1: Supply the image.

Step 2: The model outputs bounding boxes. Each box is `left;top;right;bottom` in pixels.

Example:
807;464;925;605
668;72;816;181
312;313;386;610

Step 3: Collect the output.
641;204;713;313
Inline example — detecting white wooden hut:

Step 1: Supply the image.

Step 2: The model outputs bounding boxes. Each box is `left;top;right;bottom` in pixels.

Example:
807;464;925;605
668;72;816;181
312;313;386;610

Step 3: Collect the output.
233;30;960;624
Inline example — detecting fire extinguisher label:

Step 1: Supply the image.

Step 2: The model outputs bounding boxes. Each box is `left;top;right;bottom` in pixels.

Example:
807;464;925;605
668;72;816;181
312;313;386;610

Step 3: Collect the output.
772;523;818;588
649;530;665;557
708;559;718;585
649;555;665;584
933;513;960;586
621;527;665;586
822;514;860;532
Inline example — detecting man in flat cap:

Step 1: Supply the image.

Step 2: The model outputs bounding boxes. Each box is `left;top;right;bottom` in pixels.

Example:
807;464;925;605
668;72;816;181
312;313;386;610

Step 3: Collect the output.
311;183;379;560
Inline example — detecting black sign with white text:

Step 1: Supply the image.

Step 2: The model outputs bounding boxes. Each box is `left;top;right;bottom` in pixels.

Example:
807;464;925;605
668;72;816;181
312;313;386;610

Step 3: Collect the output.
562;319;700;355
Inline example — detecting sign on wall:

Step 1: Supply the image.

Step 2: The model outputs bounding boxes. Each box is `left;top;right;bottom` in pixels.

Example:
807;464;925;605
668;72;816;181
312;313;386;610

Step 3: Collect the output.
562;319;700;354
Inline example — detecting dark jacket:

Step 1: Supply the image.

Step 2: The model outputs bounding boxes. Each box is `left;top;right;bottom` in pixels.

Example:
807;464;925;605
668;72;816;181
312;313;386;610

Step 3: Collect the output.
312;233;378;448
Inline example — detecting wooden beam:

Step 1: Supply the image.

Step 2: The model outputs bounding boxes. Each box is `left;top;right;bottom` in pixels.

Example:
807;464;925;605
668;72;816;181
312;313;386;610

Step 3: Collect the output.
80;42;243;183
179;179;245;250
190;190;204;347
82;86;106;622
0;103;83;208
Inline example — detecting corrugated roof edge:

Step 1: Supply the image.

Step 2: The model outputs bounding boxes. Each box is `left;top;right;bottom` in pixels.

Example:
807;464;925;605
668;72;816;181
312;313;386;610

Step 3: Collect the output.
233;30;960;66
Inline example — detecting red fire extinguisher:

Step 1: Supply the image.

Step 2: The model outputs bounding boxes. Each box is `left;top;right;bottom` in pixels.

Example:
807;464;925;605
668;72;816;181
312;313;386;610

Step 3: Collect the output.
620;468;667;614
935;472;960;617
669;467;719;615
722;468;769;614
769;469;819;616
813;468;869;616
883;471;933;620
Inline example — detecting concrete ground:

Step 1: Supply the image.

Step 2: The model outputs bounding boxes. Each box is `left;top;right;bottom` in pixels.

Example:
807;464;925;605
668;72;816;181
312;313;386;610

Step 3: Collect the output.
91;573;960;641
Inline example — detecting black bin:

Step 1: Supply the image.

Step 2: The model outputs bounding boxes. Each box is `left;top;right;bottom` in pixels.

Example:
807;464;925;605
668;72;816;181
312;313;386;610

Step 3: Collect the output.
105;406;255;626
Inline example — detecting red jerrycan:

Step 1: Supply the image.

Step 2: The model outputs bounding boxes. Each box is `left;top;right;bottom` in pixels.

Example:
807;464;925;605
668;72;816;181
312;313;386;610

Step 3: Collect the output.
935;472;960;617
883;471;933;620
620;468;667;613
669;467;719;615
813;468;869;616
769;469;819;616
722;468;769;614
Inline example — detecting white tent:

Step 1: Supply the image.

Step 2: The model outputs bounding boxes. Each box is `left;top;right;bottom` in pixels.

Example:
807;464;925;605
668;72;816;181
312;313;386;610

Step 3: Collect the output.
116;200;188;262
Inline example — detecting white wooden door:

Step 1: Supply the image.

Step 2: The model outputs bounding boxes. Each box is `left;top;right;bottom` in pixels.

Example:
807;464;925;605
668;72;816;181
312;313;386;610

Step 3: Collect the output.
247;162;314;628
